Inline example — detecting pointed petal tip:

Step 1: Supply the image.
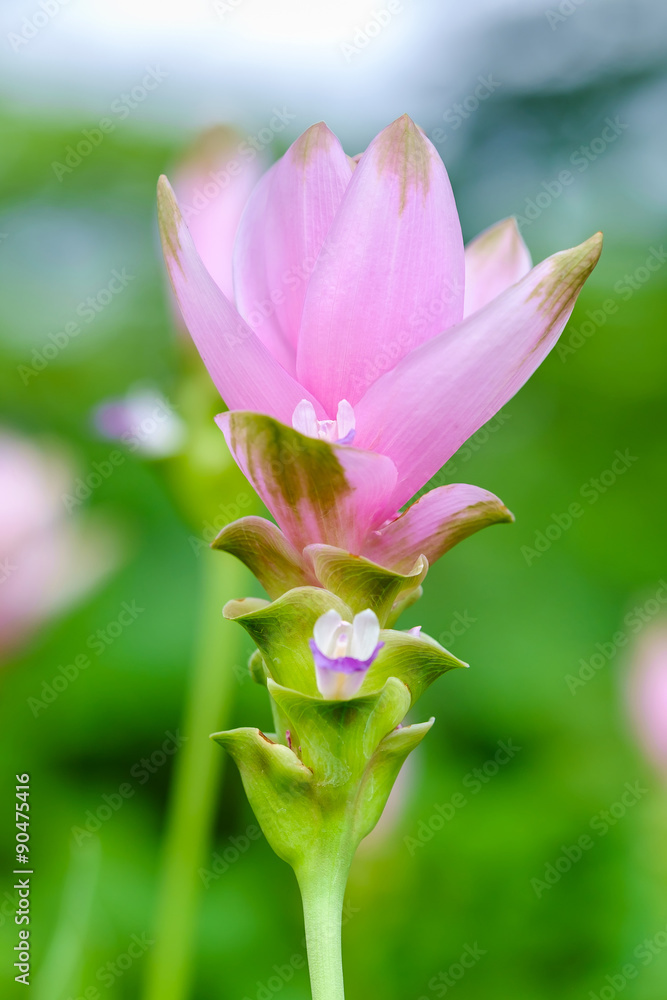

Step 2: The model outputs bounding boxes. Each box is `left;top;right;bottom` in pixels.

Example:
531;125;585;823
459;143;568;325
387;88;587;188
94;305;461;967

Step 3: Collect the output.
363;113;442;216
156;174;183;265
288;121;343;168
571;229;603;259
468;215;530;255
392;112;418;128
381;113;426;148
531;230;603;316
574;230;603;263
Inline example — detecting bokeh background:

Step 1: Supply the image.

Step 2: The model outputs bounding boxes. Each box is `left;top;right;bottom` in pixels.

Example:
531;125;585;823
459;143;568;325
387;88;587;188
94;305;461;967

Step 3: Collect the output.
1;1;667;998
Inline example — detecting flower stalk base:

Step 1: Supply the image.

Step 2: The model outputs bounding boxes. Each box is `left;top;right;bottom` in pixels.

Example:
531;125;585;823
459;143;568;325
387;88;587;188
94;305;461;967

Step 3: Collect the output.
296;836;355;1000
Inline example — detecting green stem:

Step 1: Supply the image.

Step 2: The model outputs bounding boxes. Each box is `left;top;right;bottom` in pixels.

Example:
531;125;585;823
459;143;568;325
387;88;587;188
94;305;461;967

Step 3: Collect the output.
142;553;246;1000
297;839;354;1000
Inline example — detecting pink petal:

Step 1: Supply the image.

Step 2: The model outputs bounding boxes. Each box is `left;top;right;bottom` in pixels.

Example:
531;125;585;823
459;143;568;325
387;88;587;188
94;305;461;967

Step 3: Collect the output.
215;411;397;554
355;232;603;508
157;176;322;422
296;115;464;412
463;217;532;317
363;484;514;573
628;624;667;773
233;123;352;368
172;126;263;302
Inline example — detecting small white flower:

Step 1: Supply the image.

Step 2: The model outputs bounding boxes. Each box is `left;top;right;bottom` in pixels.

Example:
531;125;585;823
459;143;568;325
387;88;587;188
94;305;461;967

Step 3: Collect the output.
309;608;383;700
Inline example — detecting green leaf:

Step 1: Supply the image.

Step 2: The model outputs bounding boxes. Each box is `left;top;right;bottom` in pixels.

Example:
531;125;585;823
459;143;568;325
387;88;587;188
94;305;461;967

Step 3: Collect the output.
211;727;317;866
224;587;352;697
267;676;410;788
212;515;312;599
354;719;435;842
361;630;467;706
305;544;428;625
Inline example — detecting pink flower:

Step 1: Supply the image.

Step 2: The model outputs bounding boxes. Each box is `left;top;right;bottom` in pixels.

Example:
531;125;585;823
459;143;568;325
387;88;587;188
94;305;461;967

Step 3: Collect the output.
171;126;264;302
627;623;667;775
0;430;119;659
158;115;602;581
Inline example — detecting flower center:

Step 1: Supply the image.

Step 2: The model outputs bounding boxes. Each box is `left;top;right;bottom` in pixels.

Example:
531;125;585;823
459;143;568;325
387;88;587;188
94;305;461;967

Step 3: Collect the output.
292;399;355;445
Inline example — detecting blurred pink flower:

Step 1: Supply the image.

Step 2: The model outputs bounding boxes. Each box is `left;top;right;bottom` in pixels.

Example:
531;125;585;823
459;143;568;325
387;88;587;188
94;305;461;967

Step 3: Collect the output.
0;430;118;659
171;126;264;302
627;623;667;774
93;385;185;458
158;115;602;574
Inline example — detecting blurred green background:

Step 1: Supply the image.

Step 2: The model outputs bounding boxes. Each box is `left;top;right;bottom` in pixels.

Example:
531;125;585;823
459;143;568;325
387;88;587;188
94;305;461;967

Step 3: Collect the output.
1;2;667;998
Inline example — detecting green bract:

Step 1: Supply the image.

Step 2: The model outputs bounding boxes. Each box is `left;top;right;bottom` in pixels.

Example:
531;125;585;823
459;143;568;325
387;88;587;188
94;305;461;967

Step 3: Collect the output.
212;585;465;878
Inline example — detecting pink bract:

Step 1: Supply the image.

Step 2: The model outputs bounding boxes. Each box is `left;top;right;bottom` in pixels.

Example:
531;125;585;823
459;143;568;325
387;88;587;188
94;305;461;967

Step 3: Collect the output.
158;115;602;578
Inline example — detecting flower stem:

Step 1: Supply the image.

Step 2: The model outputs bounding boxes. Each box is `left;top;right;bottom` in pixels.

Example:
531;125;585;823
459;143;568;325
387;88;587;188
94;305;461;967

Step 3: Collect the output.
142;553;246;1000
297;838;354;1000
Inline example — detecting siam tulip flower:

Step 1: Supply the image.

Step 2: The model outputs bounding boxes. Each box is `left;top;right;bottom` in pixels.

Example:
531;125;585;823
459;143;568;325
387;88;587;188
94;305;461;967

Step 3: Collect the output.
171;126;264;302
627;622;667;775
156;116;604;1000
310;607;383;699
158;114;602;601
0;430;118;659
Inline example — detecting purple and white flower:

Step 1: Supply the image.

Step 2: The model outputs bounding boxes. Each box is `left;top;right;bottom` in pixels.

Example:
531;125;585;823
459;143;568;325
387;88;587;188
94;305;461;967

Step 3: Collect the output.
310;608;383;699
